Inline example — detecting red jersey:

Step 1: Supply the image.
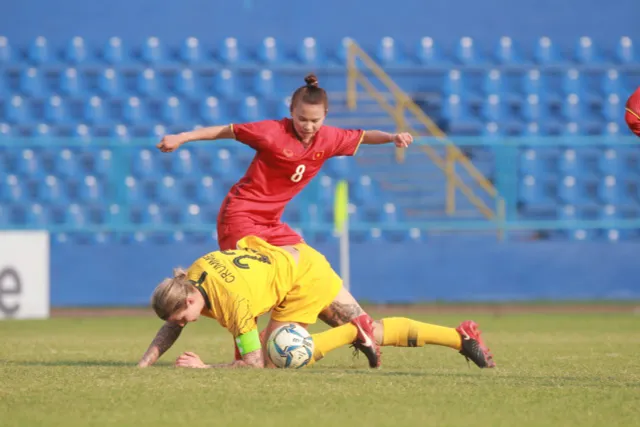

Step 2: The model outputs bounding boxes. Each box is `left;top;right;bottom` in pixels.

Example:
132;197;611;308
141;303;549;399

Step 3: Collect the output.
218;118;364;225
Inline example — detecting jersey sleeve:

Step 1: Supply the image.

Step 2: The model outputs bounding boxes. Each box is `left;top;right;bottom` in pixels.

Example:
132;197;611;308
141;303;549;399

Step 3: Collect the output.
331;128;366;157
230;120;277;151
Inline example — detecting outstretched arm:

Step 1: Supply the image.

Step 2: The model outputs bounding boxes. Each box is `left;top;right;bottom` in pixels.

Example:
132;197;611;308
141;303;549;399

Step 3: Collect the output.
156;125;235;152
362;130;413;148
174;349;264;369
138;321;184;367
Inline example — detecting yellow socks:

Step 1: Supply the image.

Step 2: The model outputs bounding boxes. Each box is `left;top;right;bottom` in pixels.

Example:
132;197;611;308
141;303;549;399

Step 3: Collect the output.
309;324;358;364
381;317;461;350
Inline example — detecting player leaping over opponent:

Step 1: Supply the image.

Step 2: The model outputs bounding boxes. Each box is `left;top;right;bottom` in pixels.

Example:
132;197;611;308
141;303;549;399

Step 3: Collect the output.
153;73;414;365
138;236;495;369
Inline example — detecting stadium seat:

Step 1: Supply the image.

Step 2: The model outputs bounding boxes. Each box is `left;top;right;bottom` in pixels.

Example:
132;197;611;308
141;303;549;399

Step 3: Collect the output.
65;204;89;227
0;123;13;137
558;204;580;222
599;204;620;222
416;36;446;65
482;69;505;97
568;228;596;242
200;96;224;123
255;69;275;98
15;149;40;176
558;149;585;177
156;176;181;204
111;124;130;141
162;97;186;125
377;37;402;65
98;68;122;97
533;36;563;65
7;96;28;124
455;37;484;65
519;149;547;176
195;176;221;205
33;123;53;139
137;68;160;96
351;175;378;207
170;149;196;177
180;37;204;64
443;70;466;97
558;175;591;205
276;96;291;118
297;37;321;64
131;149;158;178
316;175;335;205
561;94;585;123
141;37;165;64
60;68;82;96
77;175;103;202
598;149;627;176
54;149;80;179
28;36;50;64
214;69;237;99
139;204;165;225
602;122;621;141
0;36;12;63
123;97;146;124
219;37;241;64
494;36;525;65
124;176;142;203
2;175;26;203
575;36;602;64
562;69;584;97
602;94;623;123
597;175;625;205
65;37;88;64
26;203;53;227
522;95;548;123
482;121;503;138
258;37;281;64
20;68;45;97
175;69;196;97
616;36;637;64
183;203;205;225
44;96;69;124
482;94;508;122
84;96;107;124
519;175;551;205
103;37;127;64
336;37;354;64
240;96;261;122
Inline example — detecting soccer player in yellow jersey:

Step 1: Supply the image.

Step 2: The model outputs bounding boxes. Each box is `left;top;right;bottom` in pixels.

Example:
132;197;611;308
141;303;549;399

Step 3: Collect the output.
138;236;495;369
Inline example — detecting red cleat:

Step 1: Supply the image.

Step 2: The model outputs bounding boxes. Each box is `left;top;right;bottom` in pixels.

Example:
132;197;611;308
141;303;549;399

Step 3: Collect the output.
351;314;381;368
456;320;495;368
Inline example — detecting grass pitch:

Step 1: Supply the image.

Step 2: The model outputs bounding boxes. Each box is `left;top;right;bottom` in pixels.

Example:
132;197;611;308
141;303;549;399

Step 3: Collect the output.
1;310;639;427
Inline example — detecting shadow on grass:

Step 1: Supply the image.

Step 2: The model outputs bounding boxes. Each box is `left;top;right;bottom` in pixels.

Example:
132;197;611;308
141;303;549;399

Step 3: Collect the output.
4;360;173;368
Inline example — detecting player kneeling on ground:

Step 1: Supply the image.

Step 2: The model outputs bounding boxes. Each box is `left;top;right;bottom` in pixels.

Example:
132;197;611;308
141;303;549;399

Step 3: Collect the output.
138;236;495;369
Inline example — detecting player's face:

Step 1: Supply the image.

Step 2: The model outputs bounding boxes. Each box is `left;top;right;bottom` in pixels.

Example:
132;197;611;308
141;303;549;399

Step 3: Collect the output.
167;296;202;326
291;102;326;141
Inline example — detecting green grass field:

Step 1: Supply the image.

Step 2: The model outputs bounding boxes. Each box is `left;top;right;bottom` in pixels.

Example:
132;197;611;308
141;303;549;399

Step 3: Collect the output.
1;310;639;427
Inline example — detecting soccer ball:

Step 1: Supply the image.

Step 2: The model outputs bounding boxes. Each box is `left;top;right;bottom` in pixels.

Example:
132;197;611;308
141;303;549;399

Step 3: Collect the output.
266;323;314;369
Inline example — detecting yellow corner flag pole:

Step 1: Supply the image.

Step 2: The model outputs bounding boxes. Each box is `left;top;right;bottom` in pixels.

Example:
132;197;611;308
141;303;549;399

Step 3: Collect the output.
334;180;350;290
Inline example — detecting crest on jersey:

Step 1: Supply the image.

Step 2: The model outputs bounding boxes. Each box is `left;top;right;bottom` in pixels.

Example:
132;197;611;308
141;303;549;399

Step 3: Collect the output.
313;151;325;160
283;149;294;158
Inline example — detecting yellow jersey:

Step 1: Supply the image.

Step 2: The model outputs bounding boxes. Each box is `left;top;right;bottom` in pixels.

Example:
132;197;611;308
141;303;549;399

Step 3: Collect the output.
186;236;297;337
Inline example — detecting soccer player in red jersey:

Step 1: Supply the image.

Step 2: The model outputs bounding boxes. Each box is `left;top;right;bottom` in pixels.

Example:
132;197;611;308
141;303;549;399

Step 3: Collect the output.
146;74;414;367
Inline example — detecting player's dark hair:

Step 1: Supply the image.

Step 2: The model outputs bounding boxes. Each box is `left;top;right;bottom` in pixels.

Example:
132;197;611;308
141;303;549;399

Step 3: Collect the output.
290;73;328;111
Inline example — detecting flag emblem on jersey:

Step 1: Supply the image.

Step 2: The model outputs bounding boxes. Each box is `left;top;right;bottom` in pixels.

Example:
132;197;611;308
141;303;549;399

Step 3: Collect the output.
313;151;325;160
283;149;294;157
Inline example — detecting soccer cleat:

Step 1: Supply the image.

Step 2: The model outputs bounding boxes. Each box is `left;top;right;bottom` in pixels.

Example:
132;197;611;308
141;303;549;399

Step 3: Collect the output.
351;313;381;368
456;320;496;368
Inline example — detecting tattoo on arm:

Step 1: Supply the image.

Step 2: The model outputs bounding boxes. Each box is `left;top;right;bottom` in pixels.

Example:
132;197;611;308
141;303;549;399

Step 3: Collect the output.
205;349;264;369
138;322;183;367
318;301;365;327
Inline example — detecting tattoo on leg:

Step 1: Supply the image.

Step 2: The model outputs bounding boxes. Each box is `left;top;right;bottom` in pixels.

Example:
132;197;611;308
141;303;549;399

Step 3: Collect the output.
319;301;365;327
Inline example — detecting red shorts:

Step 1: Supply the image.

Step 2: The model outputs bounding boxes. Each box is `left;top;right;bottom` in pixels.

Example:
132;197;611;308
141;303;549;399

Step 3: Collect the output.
217;220;304;251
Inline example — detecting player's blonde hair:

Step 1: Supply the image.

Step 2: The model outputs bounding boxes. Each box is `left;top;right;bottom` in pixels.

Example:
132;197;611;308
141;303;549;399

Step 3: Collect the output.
150;268;194;320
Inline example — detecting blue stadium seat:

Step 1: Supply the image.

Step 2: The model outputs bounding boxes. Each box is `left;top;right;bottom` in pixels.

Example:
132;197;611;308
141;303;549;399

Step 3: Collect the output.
575;37;603;64
255;69;275;98
601;122;621;141
124;176;142;203
141;37;165;64
65;37;88;64
351;175;377;206
84;96;107;124
20;68;45;97
33;123;53;139
77;175;103;202
162;97;186;125
533;36;563;65
599;204;620;222
54;149;80;179
558;175;592;205
123;97;146;124
195;176;221;205
519;175;552;205
443;69;466;97
455;37;484;65
103;37;127;64
597;175;624;205
482;69;504;96
60;68;82;96
598;149;626;176
65;203;89;226
73;124;92;141
522;95;548;123
137;68;160;96
561;94;585;123
219;37;241;64
482;94;508;122
2;175;26;203
156;176;181;204
377;37;402;65
616;36;637;64
601;69;626;99
442;94;481;133
28;36;50;64
558;204;580;222
416;37;446;65
317;175;335;205
276;96;291;118
519;149;546;176
92;149;113;176
568;228;596;242
26;203;53;227
139;204;164;225
494;36;525;65
175;69;196;97
214;69;237;99
562;69;584;97
111;124;130;141
325;156;350;179
522;69;558;104
183;203;205;225
180;37;204;64
98;68;122;97
44;96;69;124
171;149;195;176
297;37;322;65
0;123;13;137
15;149;40;176
200;96;224;123
240;96;262;122
150;124;168;138
7;96;28;124
336;37;354;64
0;36;12;64
483;122;504;139
132;149;157;178
602;94;623;123
258;37;281;64
558;149;585;176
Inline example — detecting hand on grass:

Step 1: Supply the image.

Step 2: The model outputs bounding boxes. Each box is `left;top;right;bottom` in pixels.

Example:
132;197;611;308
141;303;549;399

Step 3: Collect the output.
175;351;207;369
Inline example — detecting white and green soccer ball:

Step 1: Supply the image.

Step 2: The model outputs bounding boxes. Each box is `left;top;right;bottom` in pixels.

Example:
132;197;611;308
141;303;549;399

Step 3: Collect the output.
267;323;314;369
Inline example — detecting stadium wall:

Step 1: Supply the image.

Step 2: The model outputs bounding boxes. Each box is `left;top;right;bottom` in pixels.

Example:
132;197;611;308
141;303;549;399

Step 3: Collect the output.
50;239;640;306
4;0;639;50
